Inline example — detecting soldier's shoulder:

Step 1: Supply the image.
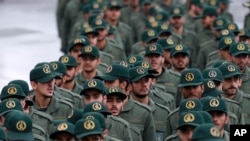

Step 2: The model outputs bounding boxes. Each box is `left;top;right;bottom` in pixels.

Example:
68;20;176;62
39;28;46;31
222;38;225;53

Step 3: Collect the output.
243;93;250;99
119;22;131;30
168;69;181;77
108;39;124;51
57;97;74;109
105;135;123;141
164;133;179;141
109;115;130;127
223;97;240;106
155;102;171;113
134;101;152;112
167;107;179;118
31;108;54;121
100;51;114;59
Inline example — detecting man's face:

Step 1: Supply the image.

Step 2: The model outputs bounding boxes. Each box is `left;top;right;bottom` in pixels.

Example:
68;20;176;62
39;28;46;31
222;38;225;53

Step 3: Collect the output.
131;77;151;97
218;48;231;61
55;76;64;87
63;66;76;83
86;34;98;46
96;28;108;41
222;76;240;95
106;95;123;116
31;79;55;98
79;134;103;141
194;5;203;15
171;53;189;71
170;16;184;29
239;37;250;44
53;132;75;141
177;126;195;141
69;45;82;65
208;111;229;131
83;89;105;105
202;15;214;28
163;49;172;65
145;54;164;71
232;54;248;71
81;55;100;73
180;85;204;99
105;7;121;21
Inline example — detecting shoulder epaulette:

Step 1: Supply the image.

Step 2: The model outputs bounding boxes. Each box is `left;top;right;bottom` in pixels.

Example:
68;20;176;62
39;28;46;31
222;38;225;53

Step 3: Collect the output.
168;69;181;77
32;109;54;122
109;115;130;127
167;107;179;117
223;97;240;106
155;102;171;113
58;98;74;109
134;101;152;112
32;123;46;134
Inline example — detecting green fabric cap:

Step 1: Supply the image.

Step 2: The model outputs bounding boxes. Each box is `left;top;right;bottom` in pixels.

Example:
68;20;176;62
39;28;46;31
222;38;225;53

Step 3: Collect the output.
88;14;102;25
202;79;223;97
106;87;127;100
190;0;204;7
8;79;31;94
202;96;227;113
179;98;203;113
89;2;103;13
206;0;220;7
213;17;228;30
30;63;56;83
212;60;230;68
81;4;90;13
80;26;99;36
199;111;213;124
59;54;77;67
141;29;158;43
83;102;111;116
4;110;34;141
229;42;249;56
177;111;204;130
238;28;250;38
195;5;218;19
218;36;235;50
0;98;23;116
157;37;175;50
108;25;116;35
50;121;75;139
126;54;144;66
106;0;122;9
154;10;169;22
0;127;6;140
67;109;83;125
170;6;184;17
178;68;204;87
82;112;106;129
0;84;26;100
129;66;155;82
145;43;163;56
91;18;108;29
79;45;100;58
157;23;172;36
218;62;242;78
74;118;103;139
50;61;67;77
81;79;106;95
202;67;223;82
217;29;235;40
68;36;90;51
170;44;190;57
95;64;129;81
192;123;223;141
144;20;160;30
225;22;239;34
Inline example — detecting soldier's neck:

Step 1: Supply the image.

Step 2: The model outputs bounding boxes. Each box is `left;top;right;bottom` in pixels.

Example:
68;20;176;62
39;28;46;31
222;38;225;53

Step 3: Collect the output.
82;70;97;80
97;38;107;50
34;93;51;108
131;94;149;105
172;26;184;36
106;19;118;26
62;80;75;91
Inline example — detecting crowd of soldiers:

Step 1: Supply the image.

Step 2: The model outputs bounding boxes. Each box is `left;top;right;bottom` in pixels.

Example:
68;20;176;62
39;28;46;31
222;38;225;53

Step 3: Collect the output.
2;0;250;140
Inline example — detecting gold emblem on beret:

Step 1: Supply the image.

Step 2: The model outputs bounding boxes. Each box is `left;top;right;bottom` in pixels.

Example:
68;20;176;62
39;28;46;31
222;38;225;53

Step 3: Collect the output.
173;8;180;14
74;39;82;44
129;56;136;63
224;37;232;45
186;100;195;109
185;73;194;81
216;20;223;26
175;44;183;51
7;87;17;95
151;21;158;27
6;100;16;108
106;66;112;73
92;103;102;110
149;45;157;51
208;70;217;78
84;120;95;130
57;123;68;131
161;23;169;30
210;98;219;107
109;87;118;93
84;46;93;53
237;44;245;51
88;80;97;87
184;113;195;122
156;14;163;20
228;65;235;72
51;63;58;70
16;121;26;131
95;19;102;25
93;3;99;9
147;30;155;36
148;17;155;23
111;1;117;5
228;24;235;30
207;80;215;88
61;56;69;63
166;38;173;45
85;27;93;33
86;115;94;120
210;127;220;137
210;0;216;5
137;67;145;74
119;61;128;67
221;29;229;35
142;62;150;69
43;64;51;74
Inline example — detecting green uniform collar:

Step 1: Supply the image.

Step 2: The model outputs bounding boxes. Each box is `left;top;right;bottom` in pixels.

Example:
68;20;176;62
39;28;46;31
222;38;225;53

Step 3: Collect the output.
241;67;250;82
122;96;135;112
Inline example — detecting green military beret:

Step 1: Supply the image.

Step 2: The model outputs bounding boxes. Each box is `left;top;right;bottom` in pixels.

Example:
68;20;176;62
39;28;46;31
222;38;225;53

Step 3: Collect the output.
144;43;164;56
218;36;235;50
8;79;31;94
106;87;127;100
4;110;34;141
218;62;241;78
67;109;83;125
133;60;158;74
88;13;103;25
79;45;100;58
126;54;145;66
202;96;228;113
50;61;67;77
95;64;129;81
0;84;26;100
157;23;172;36
179;98;203;113
59;54;77;67
225;22;240;34
177;111;204;130
50;121;75;139
202;79;223;97
80;79;106;95
91;18;108;29
154;10;169;22
229;42;249;56
83;102;111;117
192;123;223;141
212;60;230;68
213;17;228;30
0;98;23;116
178;68;204;87
170;6;184;17
199;111;213;124
82;112;106;129
68;36;90;52
238;28;250;38
202;67;223;82
129;66;155;82
144;20;159;31
217;29;235;40
74;118;103;139
112;60;129;68
106;0;122;9
157;37;175;50
195;5;218;19
141;29;158;43
206;0;220;7
89;2;103;14
81;4;90;13
0;127;6;141
170;44;190;57
80;26;99;36
30;63;56;83
190;0;204;7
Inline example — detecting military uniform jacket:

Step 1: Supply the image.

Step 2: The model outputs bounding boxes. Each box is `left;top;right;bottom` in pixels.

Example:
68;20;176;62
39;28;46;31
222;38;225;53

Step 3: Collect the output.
244;13;250;29
164;133;180;141
184;13;197;32
129;12;147;43
240;67;250;94
100;39;126;61
32;96;73;120
131;42;145;56
119;96;156;141
74;70;103;86
223;130;230;141
165;107;180;137
32;123;48;141
71;81;83;94
107;115;133;141
105;135;122;141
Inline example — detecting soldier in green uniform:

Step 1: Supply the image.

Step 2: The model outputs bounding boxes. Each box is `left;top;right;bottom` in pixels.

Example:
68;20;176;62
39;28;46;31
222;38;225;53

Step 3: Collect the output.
219;0;234;22
225;22;240;42
156;23;182;45
49;120;76;140
120;0;140;26
29;63;73;120
191;124;224;141
243;1;250;29
56;0;69;38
